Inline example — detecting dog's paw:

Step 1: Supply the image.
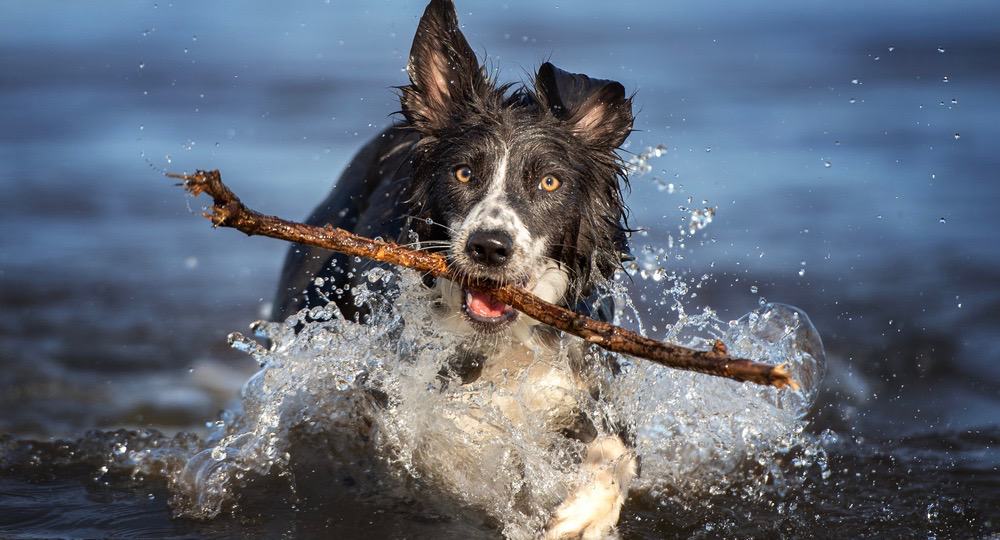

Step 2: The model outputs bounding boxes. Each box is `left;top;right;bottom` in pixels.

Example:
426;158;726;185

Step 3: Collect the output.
543;474;624;540
544;436;636;540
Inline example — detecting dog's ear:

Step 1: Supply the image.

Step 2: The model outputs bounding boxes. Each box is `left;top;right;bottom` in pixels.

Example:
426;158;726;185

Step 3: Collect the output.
536;62;633;149
401;0;485;133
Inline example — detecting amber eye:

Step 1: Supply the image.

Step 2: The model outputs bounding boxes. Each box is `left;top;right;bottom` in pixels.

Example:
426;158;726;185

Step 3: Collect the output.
539;175;561;192
454;165;473;183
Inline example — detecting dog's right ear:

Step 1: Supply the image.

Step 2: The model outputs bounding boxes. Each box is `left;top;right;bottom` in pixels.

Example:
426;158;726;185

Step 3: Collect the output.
536;62;634;150
401;0;485;134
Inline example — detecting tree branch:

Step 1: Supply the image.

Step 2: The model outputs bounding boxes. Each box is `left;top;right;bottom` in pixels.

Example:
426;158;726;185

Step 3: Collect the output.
168;169;798;390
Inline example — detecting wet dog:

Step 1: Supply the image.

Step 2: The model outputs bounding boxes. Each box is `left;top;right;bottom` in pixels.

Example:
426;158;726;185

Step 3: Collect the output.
273;1;636;536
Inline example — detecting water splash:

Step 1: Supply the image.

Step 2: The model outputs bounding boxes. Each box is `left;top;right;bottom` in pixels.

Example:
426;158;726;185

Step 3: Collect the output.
125;263;826;537
614;303;827;522
624;144;720;250
625;144;668;176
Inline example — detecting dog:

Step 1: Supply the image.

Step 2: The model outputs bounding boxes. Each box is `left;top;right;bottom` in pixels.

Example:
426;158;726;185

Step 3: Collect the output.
273;1;637;537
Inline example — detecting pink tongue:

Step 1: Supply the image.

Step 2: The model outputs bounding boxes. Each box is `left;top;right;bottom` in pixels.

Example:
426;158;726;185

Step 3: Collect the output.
467;291;508;318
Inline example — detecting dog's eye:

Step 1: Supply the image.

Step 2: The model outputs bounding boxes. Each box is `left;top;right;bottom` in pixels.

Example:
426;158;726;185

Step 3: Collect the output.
454;165;473;183
539;175;561;192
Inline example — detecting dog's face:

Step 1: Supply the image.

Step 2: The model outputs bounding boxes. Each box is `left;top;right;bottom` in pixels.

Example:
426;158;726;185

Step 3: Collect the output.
401;0;632;335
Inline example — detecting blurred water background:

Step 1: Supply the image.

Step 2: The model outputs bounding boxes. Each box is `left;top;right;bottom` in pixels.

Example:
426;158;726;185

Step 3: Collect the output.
1;1;997;537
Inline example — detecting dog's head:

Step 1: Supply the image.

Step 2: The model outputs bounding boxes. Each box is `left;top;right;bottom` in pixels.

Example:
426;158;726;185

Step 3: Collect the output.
402;0;633;335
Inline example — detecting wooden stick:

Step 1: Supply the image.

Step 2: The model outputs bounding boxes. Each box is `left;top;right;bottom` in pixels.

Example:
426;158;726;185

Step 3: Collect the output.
168;169;798;390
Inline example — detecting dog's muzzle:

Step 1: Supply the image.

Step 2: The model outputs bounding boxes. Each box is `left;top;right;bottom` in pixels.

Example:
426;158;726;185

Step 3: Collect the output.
458;229;522;328
465;229;513;267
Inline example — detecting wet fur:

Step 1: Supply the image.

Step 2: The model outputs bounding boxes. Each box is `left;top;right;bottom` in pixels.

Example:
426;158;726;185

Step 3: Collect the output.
273;0;637;536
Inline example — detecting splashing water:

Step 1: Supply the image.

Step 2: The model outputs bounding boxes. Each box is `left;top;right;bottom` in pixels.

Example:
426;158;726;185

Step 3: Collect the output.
619;302;827;508
626;144;720;252
124;261;826;537
625;144;668;176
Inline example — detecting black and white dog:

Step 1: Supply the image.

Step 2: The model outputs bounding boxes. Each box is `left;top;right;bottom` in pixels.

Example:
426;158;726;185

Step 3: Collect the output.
274;1;637;536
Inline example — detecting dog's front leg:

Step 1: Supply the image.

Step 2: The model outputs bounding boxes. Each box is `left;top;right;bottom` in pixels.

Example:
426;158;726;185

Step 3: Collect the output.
544;435;636;540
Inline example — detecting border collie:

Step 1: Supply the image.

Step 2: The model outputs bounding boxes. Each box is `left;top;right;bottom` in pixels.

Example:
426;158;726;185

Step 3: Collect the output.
274;1;636;536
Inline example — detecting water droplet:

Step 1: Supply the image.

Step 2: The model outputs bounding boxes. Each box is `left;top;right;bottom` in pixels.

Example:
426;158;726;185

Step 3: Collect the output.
367;268;387;283
823;160;832;168
850;78;860;85
750;285;758;294
848;97;857;104
798;268;806;277
937;47;945;54
138;62;145;70
939;217;947;224
888;46;895;52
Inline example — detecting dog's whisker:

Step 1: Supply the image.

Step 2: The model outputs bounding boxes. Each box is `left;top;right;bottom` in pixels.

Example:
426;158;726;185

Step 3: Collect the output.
399;213;460;235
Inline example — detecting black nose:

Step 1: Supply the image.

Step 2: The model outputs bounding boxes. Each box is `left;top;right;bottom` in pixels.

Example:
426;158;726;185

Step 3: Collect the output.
466;230;513;267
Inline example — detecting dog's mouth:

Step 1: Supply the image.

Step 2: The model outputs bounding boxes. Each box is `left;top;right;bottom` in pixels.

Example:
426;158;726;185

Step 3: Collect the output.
462;289;518;327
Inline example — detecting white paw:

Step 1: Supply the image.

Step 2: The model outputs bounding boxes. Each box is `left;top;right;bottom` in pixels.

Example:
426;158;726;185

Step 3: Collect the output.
544;473;625;540
544;436;636;540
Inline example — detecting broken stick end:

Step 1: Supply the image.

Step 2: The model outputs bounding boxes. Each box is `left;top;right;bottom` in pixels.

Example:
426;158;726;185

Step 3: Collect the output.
770;364;801;391
166;171;205;197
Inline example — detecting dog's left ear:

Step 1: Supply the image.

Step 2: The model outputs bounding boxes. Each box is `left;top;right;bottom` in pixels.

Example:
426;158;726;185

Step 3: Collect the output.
536;62;633;149
401;0;486;134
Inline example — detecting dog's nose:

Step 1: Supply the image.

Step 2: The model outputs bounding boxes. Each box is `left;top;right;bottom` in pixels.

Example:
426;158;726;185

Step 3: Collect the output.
466;230;513;267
